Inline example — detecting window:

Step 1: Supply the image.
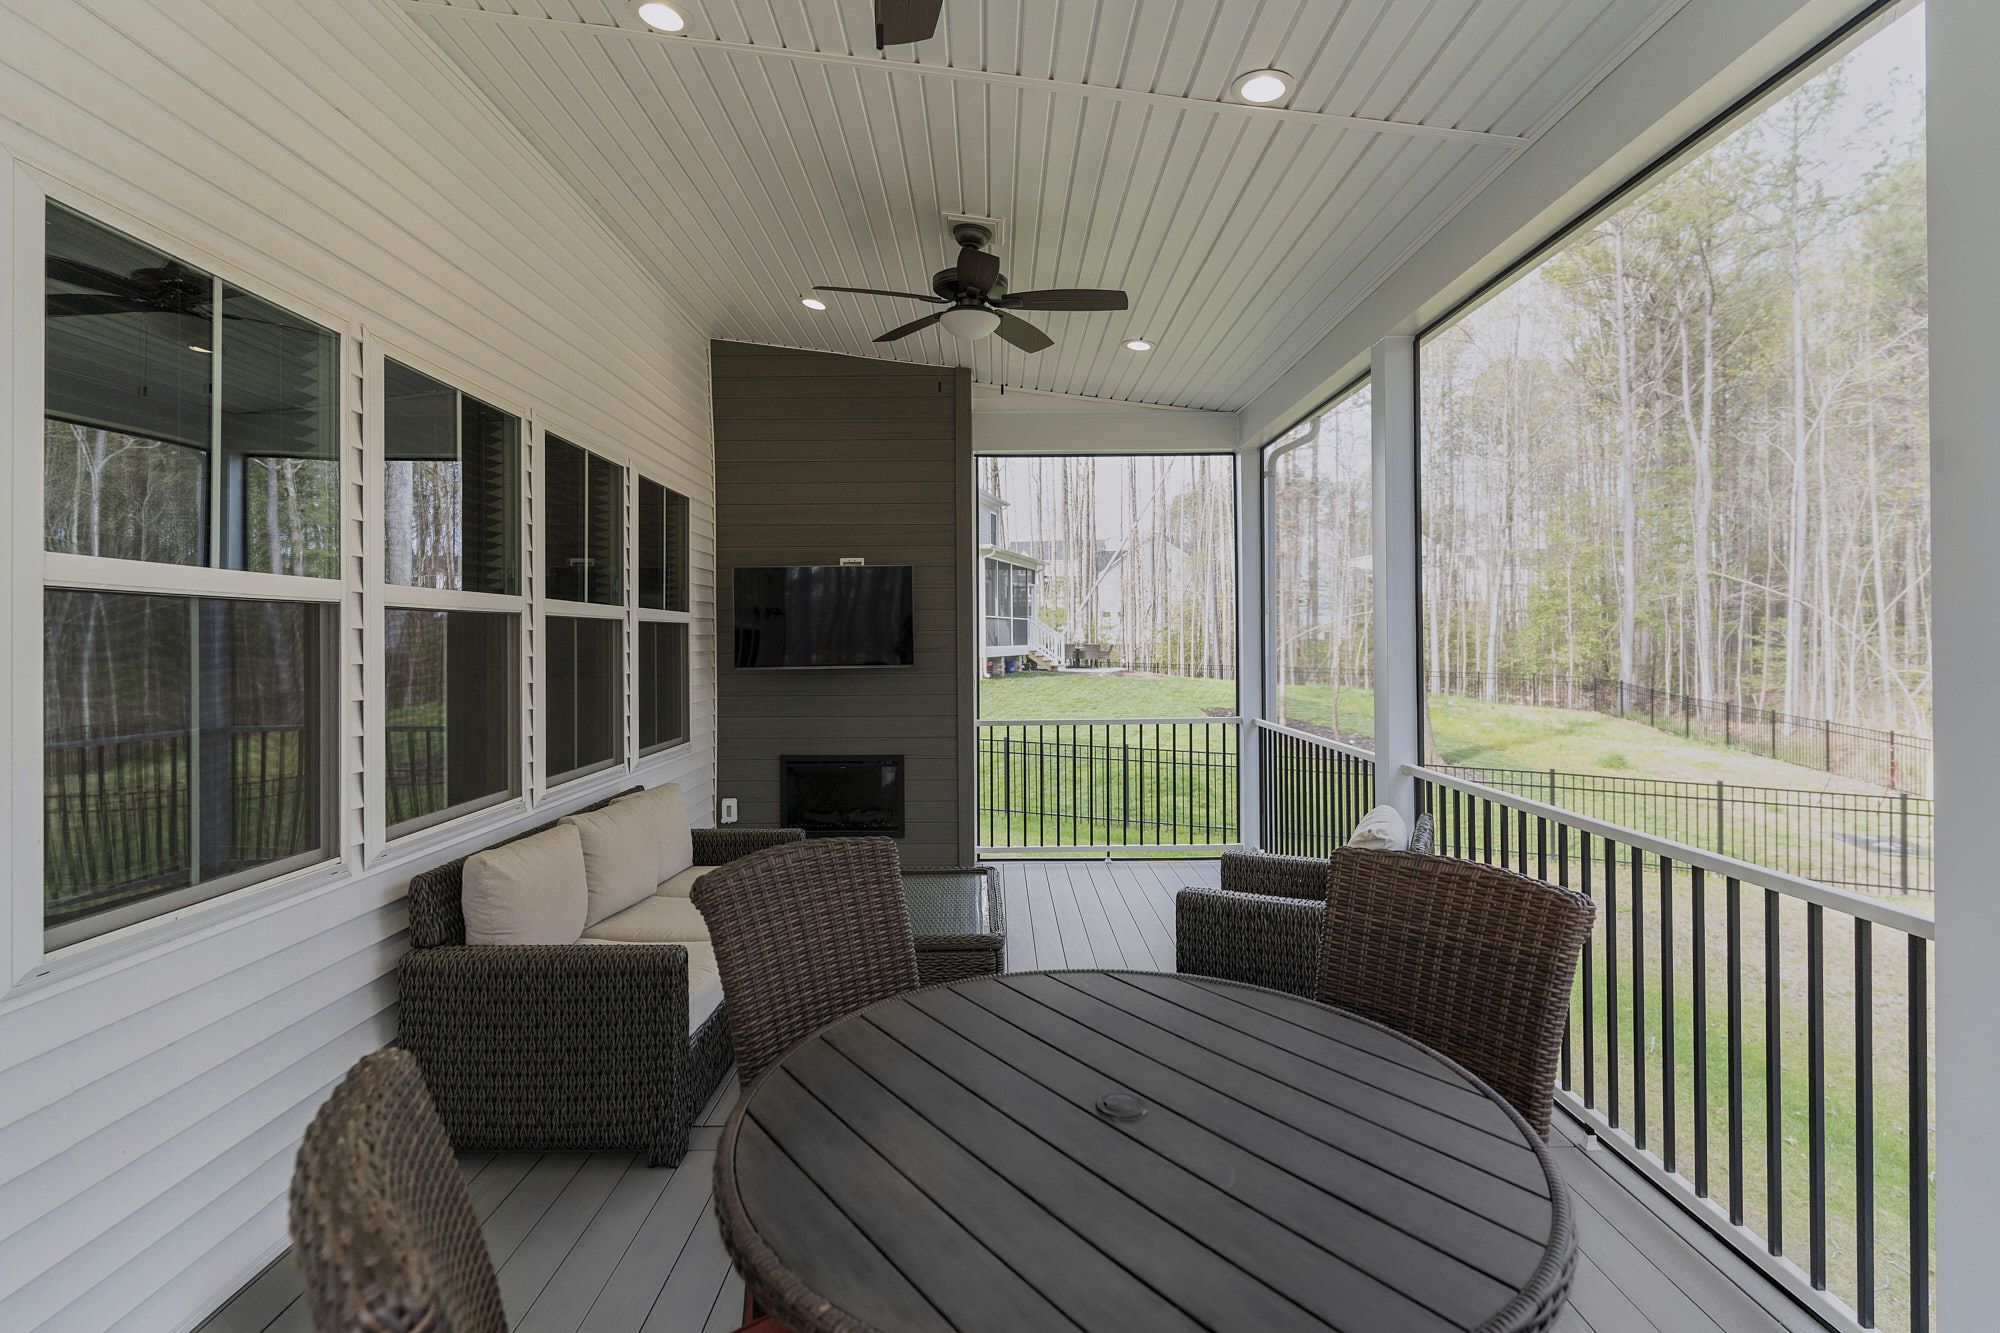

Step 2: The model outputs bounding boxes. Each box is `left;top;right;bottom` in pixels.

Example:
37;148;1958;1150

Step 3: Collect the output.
1418;10;1928;865
636;476;692;755
1268;380;1373;746
638;621;689;753
382;359;524;837
637;477;688;612
545;615;622;780
42;205;340;946
547;435;622;605
383;359;519;595
384;609;518;831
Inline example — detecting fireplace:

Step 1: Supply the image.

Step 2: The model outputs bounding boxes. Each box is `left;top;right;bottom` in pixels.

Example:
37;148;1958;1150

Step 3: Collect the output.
780;755;905;839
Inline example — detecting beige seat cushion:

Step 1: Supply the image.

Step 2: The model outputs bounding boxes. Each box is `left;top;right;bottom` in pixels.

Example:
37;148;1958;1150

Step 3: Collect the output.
461;824;587;947
562;796;663;927
656;865;712;899
578;938;724;1033
581;894;710;943
609;782;694;882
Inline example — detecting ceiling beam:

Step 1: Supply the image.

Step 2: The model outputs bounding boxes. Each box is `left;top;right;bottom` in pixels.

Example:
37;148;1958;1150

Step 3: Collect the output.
398;1;1530;151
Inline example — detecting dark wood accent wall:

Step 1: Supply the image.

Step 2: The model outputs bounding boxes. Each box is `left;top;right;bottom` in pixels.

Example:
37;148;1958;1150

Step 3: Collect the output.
712;341;975;864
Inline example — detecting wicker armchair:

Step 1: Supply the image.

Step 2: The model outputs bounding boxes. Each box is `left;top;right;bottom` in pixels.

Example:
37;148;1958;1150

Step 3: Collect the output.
1315;851;1594;1137
398;793;802;1166
1175;812;1435;996
691;837;918;1086
288;1049;504;1333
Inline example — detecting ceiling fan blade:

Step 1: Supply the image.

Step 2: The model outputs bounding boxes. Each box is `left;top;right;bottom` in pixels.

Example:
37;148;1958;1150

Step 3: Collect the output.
956;246;1000;296
875;311;946;343
814;284;947;304
876;0;942;47
46;293;156;319
46;255;160;302
994;313;1054;353
1001;288;1130;312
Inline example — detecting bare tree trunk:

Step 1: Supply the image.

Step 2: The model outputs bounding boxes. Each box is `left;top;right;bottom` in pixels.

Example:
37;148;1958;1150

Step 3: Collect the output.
1612;223;1639;688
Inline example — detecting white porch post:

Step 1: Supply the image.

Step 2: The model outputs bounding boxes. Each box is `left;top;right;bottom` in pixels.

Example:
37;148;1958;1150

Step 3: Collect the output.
1371;336;1421;820
1236;442;1266;850
1930;0;2000;1321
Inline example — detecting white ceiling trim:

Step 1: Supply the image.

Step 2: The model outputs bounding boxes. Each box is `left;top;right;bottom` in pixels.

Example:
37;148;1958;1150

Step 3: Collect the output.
396;1;1531;150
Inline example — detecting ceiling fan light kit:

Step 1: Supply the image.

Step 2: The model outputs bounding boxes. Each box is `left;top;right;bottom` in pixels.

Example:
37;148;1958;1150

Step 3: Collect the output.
941;307;1001;341
815;218;1127;355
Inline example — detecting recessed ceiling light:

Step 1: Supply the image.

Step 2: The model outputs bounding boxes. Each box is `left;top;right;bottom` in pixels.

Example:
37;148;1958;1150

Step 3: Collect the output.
635;2;686;33
1125;338;1154;352
1234;69;1292;105
800;296;828;311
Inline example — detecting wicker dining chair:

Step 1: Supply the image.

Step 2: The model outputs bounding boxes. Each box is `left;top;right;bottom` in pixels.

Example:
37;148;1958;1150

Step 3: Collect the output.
288;1048;504;1333
691;836;919;1086
1315;850;1595;1137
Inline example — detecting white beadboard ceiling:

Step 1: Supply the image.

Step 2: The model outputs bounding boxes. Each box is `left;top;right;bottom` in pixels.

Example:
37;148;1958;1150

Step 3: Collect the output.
402;0;1683;411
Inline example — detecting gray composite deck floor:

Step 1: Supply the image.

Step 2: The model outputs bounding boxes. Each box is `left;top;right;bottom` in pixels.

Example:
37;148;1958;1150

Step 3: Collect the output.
202;859;1821;1333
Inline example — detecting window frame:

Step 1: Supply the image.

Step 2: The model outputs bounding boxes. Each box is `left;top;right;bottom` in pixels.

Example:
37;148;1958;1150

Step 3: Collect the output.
366;340;534;852
634;471;694;760
18;170;354;965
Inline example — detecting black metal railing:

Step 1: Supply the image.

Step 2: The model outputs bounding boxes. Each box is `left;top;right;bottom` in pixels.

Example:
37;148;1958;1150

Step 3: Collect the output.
1441;765;1933;897
1256;720;1376;857
976;718;1238;851
1415;766;1935;1333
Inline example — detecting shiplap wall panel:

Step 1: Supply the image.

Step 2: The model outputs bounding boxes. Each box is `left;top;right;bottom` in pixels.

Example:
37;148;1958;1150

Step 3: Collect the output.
713;341;972;868
0;1;716;1328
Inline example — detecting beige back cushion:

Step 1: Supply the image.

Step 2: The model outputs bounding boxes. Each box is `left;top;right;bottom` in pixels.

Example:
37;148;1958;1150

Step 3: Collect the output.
461;824;588;946
562;797;664;927
613;782;694;882
1344;803;1411;852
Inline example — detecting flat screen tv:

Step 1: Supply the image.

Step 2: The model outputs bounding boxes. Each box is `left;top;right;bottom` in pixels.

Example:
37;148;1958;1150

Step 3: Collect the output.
733;565;915;669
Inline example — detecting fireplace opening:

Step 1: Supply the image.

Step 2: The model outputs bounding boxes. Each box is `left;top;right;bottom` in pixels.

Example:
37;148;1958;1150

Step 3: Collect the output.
780;755;905;839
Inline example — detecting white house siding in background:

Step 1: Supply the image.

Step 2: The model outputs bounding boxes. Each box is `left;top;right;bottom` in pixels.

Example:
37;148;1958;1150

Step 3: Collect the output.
0;2;714;1328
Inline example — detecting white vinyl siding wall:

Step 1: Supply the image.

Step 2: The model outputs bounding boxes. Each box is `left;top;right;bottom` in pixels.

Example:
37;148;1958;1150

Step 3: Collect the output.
0;2;715;1329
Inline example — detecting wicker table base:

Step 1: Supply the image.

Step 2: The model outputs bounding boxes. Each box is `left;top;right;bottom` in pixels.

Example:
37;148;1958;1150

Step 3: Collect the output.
904;865;1006;983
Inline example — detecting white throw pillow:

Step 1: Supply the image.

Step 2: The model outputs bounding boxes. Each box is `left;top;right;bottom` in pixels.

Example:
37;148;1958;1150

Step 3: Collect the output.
461;824;588;947
562;797;664;927
613;782;695;883
1344;804;1410;852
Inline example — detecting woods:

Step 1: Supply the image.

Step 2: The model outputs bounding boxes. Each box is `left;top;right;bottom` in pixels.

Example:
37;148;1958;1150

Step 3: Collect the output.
1421;19;1929;744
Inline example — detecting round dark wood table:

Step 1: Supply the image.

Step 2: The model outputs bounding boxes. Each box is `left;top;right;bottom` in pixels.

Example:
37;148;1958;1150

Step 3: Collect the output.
715;970;1574;1333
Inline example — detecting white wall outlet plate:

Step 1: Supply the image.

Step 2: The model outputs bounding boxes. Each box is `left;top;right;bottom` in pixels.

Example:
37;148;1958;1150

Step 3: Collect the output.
719;797;739;825
839;556;865;565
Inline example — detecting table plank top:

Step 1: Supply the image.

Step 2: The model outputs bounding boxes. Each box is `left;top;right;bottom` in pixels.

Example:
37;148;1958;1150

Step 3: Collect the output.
715;970;1573;1333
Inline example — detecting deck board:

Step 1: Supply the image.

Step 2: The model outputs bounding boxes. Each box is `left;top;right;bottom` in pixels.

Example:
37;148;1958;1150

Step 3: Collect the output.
199;859;1807;1333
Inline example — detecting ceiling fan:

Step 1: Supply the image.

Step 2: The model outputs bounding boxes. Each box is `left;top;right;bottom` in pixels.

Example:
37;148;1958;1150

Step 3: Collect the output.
46;255;290;330
875;0;942;47
815;222;1128;354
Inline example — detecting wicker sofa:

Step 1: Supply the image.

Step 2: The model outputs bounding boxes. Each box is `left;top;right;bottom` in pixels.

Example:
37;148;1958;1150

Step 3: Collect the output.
398;787;801;1166
1174;812;1433;997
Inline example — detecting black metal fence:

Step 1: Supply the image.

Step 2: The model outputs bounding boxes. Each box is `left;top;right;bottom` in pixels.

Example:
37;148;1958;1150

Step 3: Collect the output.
1427;670;1931;796
1441;765;1933;897
976;719;1238;850
1417;770;1934;1333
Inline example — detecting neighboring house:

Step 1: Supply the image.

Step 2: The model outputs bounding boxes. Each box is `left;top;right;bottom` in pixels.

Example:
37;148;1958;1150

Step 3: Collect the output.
977;489;1063;672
